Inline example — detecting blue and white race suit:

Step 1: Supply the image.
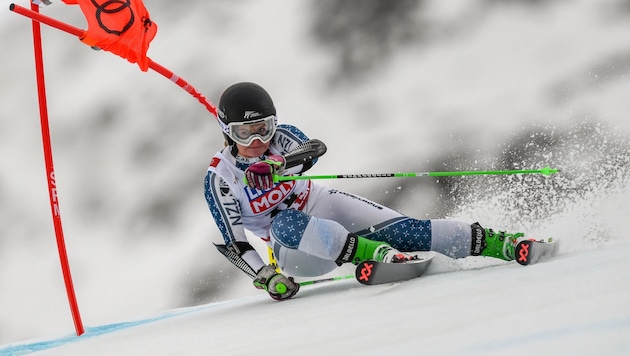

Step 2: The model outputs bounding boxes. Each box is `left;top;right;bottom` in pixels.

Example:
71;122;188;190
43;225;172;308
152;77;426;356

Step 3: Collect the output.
205;124;473;277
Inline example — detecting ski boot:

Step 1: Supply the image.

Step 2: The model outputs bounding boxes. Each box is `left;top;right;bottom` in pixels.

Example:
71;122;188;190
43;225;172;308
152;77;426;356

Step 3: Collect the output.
471;222;525;261
372;244;418;263
336;234;416;265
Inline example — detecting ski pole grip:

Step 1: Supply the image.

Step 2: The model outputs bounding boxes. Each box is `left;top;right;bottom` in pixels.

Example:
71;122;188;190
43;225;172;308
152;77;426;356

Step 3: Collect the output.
275;282;287;294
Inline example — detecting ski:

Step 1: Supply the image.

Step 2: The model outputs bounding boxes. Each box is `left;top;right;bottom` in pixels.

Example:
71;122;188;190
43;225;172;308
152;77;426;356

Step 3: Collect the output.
514;238;558;266
355;257;433;285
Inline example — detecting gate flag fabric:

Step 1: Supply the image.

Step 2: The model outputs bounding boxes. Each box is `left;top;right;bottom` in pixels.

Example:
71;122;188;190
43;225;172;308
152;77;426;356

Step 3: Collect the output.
62;0;157;71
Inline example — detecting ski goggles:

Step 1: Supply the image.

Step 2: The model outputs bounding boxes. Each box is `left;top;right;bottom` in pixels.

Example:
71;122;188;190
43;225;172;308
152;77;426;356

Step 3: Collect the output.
228;115;277;146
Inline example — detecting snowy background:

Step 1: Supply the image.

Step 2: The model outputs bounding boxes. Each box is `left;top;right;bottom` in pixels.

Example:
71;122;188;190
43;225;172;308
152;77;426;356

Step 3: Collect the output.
1;0;630;352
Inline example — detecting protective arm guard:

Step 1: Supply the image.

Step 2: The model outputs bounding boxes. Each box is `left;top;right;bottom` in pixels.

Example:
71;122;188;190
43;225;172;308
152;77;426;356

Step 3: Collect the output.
284;139;327;173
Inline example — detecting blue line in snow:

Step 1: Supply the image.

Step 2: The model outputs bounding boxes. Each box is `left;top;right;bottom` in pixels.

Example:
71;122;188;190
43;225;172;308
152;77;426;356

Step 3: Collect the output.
0;298;248;355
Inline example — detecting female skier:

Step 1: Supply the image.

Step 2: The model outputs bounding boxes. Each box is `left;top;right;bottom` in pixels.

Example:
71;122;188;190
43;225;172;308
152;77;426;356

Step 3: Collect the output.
204;82;523;301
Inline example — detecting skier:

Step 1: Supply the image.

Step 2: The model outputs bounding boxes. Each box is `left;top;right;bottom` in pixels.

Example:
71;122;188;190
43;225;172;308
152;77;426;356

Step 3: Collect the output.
204;82;525;301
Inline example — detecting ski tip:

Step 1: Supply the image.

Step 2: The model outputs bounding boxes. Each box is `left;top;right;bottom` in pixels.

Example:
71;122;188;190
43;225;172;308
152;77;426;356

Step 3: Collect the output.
515;240;533;266
515;238;558;266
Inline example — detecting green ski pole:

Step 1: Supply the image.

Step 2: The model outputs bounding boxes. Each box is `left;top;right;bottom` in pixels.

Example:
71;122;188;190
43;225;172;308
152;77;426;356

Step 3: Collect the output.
297;274;355;286
274;274;355;294
274;166;558;182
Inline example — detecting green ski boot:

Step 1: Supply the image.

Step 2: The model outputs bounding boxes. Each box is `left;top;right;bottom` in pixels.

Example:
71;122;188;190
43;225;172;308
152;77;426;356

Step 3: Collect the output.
336;234;414;265
471;222;525;261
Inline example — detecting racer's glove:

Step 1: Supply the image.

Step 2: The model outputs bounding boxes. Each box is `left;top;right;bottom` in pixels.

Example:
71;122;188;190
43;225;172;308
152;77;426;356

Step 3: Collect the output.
244;154;286;190
253;264;299;301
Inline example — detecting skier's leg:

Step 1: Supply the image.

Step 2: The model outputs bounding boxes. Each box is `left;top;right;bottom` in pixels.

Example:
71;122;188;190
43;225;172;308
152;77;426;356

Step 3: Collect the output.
277;184;524;264
270;208;345;277
302;185;402;233
304;185;471;257
355;218;525;260
270;210;411;275
352;218;471;258
271;244;338;277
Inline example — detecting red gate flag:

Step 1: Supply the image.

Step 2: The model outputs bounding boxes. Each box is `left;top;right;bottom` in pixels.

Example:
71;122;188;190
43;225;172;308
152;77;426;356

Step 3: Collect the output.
61;0;157;71
10;3;218;117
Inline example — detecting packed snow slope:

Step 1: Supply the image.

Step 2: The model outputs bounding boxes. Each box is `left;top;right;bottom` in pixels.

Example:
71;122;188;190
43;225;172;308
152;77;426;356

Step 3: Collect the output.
1;0;630;350
4;237;630;355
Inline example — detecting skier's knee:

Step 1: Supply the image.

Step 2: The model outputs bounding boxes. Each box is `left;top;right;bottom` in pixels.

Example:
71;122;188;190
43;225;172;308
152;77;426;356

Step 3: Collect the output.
271;209;311;248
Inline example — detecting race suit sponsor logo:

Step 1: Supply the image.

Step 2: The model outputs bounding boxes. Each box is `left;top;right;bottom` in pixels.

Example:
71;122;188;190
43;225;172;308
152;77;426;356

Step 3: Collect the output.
340;234;357;263
471;225;485;256
247;181;296;214
328;189;383;210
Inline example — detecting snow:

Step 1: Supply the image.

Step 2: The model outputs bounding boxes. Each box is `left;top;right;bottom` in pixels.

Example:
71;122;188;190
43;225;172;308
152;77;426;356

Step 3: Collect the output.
1;0;630;354
4;240;630;355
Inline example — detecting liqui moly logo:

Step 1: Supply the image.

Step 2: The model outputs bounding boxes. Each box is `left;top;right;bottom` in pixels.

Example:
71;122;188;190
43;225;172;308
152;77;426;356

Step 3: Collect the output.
247;181;296;214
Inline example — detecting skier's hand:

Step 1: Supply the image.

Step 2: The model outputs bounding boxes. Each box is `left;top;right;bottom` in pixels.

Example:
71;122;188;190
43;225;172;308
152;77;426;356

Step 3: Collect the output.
244;154;285;190
253;264;299;301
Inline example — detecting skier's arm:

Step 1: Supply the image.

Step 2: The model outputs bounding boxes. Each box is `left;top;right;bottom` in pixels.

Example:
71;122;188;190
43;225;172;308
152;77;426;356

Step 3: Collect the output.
206;173;299;300
204;171;265;274
283;138;327;173
246;130;327;190
274;124;327;175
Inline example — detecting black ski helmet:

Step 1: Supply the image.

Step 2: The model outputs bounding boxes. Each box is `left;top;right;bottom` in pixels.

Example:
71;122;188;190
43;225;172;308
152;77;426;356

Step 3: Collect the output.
217;82;277;145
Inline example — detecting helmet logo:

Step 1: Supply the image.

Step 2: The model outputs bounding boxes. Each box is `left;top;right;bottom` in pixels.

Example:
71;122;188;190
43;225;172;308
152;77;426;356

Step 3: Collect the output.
244;111;263;119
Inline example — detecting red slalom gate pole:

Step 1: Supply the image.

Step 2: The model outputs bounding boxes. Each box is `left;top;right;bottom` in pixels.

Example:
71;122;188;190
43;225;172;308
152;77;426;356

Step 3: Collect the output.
28;3;84;336
10;3;84;37
10;3;219;118
10;2;221;337
148;60;217;117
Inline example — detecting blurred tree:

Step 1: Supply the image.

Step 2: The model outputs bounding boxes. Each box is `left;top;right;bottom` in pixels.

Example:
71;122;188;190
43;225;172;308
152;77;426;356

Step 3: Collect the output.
310;0;424;82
